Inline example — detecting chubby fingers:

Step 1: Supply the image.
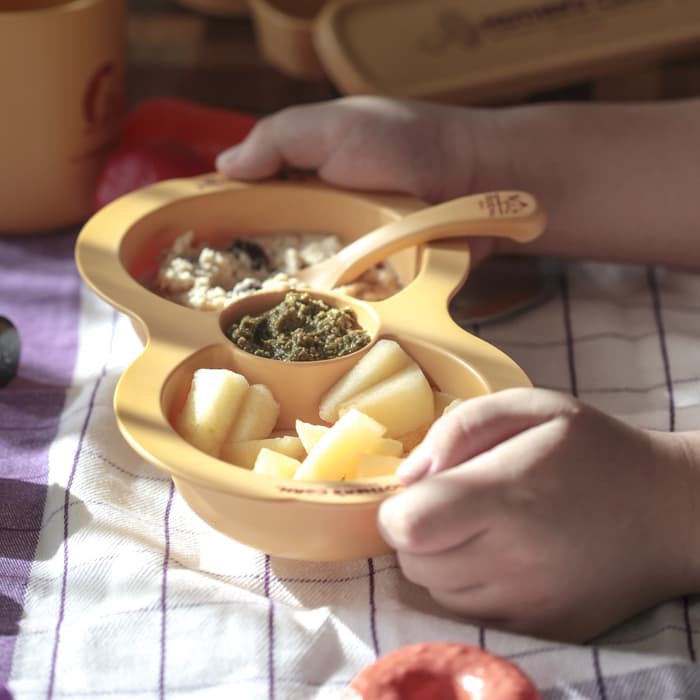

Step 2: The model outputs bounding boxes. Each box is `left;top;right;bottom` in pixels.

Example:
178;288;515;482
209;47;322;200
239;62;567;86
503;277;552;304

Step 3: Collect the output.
398;387;579;483
377;471;518;631
394;538;515;626
215;96;456;200
216;102;335;179
380;395;577;554
378;460;500;555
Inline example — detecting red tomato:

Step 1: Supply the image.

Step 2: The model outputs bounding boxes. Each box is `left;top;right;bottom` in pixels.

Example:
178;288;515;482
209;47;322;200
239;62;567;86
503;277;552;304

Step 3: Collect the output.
93;142;210;210
344;642;541;700
120;97;258;168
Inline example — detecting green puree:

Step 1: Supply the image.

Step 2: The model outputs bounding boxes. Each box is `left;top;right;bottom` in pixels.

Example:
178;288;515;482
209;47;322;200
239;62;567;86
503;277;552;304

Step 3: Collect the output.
227;291;371;361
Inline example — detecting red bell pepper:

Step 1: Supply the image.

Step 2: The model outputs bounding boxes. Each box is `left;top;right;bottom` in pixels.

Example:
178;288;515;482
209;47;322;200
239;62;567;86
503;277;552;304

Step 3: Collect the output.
121;97;258;168
94;97;258;210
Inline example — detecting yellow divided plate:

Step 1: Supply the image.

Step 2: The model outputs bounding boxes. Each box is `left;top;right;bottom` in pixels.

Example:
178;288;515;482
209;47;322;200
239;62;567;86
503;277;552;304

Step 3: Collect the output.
75;174;532;561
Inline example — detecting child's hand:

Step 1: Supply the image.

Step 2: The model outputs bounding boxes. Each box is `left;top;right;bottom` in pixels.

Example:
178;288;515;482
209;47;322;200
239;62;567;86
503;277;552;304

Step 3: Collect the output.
216;96;503;265
379;387;699;642
216;96;496;204
217;97;700;271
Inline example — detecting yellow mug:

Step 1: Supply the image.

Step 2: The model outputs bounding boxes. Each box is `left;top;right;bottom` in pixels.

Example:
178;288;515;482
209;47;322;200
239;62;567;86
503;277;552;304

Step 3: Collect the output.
0;0;126;234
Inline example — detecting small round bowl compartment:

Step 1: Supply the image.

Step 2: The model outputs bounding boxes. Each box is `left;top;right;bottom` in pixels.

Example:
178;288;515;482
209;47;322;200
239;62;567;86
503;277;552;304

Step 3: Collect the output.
219;288;383;427
117;180;421;310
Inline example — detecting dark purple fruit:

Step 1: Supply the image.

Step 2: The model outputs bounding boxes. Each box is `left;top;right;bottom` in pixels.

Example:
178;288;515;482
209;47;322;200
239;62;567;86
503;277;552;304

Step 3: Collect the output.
0;317;20;388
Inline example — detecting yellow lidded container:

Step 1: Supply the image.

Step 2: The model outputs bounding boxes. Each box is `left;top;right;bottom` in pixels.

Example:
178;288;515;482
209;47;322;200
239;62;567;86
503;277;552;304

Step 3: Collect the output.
251;0;700;101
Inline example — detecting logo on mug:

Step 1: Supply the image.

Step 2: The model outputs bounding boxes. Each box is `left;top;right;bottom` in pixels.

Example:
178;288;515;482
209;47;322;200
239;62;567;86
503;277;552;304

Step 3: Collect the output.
82;60;124;132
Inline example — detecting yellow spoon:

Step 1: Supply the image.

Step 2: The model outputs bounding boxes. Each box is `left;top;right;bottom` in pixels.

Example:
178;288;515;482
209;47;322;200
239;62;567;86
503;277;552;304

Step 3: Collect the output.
293;190;546;290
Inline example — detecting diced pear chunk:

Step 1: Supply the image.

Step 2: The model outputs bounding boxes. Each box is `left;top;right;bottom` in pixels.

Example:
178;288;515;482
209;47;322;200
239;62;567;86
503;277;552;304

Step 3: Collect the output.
338;363;434;438
253;448;301;479
369;437;404;458
294;408;386;481
356;454;402;480
222;436;305;469
224;383;280;444
319;339;413;422
175;368;249;457
295;420;329;455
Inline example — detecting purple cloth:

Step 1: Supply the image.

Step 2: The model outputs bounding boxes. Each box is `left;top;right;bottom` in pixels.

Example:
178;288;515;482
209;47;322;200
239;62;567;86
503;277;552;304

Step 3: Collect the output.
0;231;81;686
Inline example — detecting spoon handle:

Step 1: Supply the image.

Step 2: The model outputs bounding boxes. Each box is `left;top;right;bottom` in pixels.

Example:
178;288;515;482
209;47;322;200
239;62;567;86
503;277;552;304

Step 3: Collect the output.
301;190;546;290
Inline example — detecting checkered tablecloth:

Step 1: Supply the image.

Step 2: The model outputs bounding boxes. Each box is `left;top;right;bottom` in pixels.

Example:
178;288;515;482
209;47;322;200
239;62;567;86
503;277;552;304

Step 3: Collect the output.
2;227;700;699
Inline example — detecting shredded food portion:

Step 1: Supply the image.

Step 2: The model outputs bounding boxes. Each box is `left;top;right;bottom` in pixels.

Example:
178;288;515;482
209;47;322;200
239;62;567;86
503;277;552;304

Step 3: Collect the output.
152;231;402;310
